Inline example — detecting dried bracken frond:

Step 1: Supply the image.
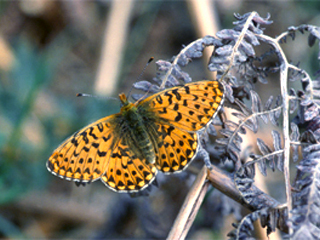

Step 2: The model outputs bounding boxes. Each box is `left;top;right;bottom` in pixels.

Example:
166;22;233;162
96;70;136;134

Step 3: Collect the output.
216;90;282;165
126;11;320;239
228;206;288;240
291;143;320;240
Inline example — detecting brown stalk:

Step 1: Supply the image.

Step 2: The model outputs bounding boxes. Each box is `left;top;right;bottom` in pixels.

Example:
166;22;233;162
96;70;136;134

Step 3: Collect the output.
94;0;134;96
167;166;210;240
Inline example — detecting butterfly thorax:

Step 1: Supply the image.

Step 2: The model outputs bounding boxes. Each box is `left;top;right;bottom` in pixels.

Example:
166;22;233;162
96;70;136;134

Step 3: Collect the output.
118;93;156;164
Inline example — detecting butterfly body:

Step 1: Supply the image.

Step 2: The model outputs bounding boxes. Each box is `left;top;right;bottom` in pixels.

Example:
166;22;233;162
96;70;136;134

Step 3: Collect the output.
47;80;224;192
118;93;156;165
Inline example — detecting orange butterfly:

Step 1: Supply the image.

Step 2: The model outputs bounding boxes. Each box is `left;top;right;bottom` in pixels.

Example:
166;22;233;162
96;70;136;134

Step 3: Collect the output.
47;80;224;192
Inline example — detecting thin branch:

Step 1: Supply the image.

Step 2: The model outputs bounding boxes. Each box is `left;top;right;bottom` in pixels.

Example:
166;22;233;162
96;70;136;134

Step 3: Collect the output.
226;106;283;154
213;165;288;233
167;166;210;240
245;149;284;167
159;38;204;89
94;0;134;95
256;33;292;231
220;11;258;81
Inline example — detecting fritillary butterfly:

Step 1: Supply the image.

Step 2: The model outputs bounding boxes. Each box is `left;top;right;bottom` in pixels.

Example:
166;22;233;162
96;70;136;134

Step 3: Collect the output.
47;80;224;192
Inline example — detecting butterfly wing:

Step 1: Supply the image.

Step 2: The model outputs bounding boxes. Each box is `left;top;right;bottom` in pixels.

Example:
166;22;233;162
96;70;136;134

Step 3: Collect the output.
138;80;224;173
138;80;224;132
47;115;120;182
100;137;157;192
145;122;198;173
47;113;157;192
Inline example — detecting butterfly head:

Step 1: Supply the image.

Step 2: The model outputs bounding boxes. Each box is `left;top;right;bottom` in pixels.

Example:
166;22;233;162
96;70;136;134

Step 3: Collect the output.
119;93;135;112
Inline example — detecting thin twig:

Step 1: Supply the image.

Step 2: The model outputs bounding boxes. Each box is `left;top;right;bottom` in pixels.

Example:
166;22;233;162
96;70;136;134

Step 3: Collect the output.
167;166;209;240
187;164;288;233
256;33;292;231
220;11;258;81
159;38;205;90
95;0;134;95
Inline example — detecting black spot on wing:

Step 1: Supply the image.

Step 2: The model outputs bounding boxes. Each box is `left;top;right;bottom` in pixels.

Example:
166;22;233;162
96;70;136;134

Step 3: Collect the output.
97;150;107;157
184;86;190;94
136;177;143;184
159;108;167;114
143;171;150;177
88;127;98;139
167;126;174;135
162;161;169;168
83;146;90;152
92;142;99;148
47;161;54;170
183;99;187;106
164;91;173;104
172;88;181;100
71;137;78;146
172;160;178;168
103;134;112;142
175;112;182;122
97;123;104;132
204;108;210;114
108;175;115;183
80;131;89;144
156;95;163;104
193;95;199;101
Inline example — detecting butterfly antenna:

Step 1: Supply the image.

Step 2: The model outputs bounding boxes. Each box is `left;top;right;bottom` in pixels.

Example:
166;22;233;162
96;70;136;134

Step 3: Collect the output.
76;93;118;101
127;57;154;98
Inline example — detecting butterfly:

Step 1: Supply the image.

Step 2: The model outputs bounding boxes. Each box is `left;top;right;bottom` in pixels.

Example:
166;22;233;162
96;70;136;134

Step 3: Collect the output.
47;80;224;192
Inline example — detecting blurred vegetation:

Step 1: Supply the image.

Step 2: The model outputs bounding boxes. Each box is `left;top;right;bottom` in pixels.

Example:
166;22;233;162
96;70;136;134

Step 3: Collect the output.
0;1;319;239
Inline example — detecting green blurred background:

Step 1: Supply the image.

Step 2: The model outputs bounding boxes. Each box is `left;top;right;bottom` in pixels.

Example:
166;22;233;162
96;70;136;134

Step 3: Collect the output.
0;1;319;239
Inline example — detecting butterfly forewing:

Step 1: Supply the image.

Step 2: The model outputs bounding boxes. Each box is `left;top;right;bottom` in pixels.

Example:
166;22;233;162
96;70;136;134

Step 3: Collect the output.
47;115;119;182
138;80;224;132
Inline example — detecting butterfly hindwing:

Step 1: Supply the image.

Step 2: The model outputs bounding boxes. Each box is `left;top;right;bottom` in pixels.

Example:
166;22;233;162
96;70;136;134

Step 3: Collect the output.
100;137;157;192
145;122;198;173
